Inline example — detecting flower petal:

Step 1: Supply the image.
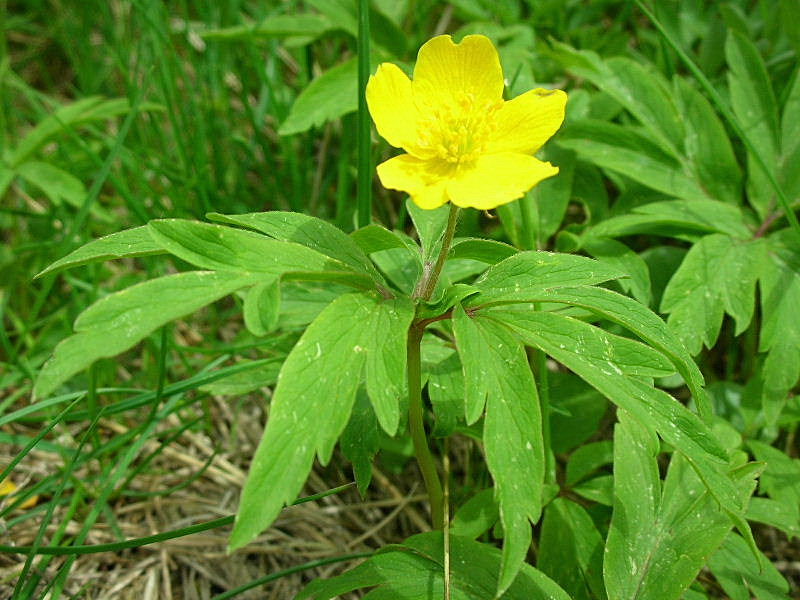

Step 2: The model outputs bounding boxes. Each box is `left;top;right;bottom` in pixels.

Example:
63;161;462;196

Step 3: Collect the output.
376;154;452;209
366;63;420;150
412;35;504;112
446;153;559;210
486;89;568;155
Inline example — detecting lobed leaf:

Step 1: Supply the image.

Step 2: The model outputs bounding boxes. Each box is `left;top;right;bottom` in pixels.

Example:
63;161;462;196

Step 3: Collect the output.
230;292;413;550
452;306;544;596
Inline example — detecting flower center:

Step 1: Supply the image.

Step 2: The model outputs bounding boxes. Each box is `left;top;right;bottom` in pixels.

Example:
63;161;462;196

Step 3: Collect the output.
416;94;501;166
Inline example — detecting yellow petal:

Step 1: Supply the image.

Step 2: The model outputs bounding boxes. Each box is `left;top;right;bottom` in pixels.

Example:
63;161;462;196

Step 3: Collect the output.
366;63;420;151
376;154;452;209
412;35;504;112
486;88;568;155
446;153;559;210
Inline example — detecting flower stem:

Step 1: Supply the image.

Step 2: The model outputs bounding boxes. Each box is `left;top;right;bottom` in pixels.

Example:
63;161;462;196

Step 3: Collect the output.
407;324;444;529
415;203;460;302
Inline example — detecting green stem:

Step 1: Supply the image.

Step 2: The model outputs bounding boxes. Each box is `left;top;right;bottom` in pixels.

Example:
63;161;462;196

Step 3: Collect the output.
415;203;460;302
356;0;372;228
407;324;444;529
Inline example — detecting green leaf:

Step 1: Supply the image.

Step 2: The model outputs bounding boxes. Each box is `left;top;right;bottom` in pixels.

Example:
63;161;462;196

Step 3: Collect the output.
510;285;709;419
450;489;499;540
726;30;780;218
207;210;381;279
452;306;544;595
35;226;166;278
351;223;412;253
708;533;791;600
340;389;380;495
149;219;373;289
780;68;800;203
198;13;333;42
538;498;606;600
604;413;758;600
243;279;280;336
278;58;357;136
661;235;765;353
16;162;87;209
758;243;800;422
558;120;708;201
230;292;412;550
449;238;518;264
748;440;800;510
421;338;464;438
746;497;800;539
199;358;282;396
552;44;683;156
565;441;613;486
406;199;450;262
590;199;750;240
494;308;741;512
466;251;623;305
674;77;742;205
34;271;258;398
582;236;651;305
300;532;571;600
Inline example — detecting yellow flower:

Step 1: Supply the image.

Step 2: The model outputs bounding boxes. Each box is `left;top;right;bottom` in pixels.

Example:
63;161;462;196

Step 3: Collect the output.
366;34;567;211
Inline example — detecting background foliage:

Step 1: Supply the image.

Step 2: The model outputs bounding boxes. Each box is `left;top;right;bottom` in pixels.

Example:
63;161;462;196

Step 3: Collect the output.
1;0;799;598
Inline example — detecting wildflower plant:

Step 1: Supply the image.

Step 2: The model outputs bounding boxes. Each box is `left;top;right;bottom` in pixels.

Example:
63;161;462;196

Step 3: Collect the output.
32;33;764;599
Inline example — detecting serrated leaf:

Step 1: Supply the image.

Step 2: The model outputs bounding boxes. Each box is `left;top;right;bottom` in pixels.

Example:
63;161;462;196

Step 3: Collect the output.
538;498;606;600
34;271;258;398
230;292;412;550
604;413;758;600
35;226;166;278
661;234;763;352
452;306;544;595
278;58;357;136
467;251;623;304
780;68;800;203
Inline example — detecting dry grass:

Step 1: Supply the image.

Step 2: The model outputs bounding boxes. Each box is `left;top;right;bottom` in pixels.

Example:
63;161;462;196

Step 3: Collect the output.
1;392;432;599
